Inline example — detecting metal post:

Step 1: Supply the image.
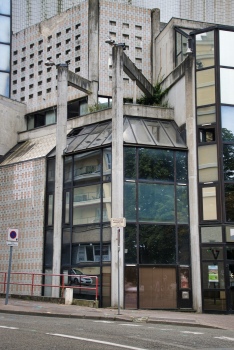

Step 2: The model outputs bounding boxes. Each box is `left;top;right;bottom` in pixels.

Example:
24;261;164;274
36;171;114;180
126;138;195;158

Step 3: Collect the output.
5;246;13;305
31;274;34;296
3;272;7;293
118;228;120;315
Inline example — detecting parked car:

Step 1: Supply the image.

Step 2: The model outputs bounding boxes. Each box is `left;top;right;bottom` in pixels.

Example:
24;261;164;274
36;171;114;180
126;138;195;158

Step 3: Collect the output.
71;268;93;285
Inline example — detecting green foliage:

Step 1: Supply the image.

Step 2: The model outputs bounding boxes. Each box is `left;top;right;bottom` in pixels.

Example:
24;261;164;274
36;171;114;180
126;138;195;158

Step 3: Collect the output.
137;77;170;107
88;102;109;113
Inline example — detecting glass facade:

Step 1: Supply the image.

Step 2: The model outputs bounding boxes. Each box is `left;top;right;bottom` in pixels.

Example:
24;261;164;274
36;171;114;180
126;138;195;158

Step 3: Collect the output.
0;0;11;98
195;28;234;313
124;146;190;309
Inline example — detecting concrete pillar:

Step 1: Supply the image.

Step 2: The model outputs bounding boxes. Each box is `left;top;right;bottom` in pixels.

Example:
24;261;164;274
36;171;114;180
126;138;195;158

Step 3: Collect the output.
111;45;124;308
133;80;137;104
151;8;160;85
185;56;202;312
88;0;99;105
52;64;68;297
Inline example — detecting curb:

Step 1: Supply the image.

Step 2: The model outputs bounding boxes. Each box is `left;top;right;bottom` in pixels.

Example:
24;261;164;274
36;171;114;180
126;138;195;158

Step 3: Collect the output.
0;309;225;330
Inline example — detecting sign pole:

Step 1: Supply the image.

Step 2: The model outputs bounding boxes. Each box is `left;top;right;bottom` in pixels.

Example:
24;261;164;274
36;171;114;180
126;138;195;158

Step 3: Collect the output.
5;246;13;305
118;228;120;315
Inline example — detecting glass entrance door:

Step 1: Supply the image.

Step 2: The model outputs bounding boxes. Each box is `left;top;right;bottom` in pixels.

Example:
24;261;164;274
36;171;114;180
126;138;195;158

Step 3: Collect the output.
228;264;234;312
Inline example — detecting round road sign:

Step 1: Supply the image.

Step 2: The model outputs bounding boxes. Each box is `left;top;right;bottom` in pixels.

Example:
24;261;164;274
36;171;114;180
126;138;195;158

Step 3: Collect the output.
10;231;17;240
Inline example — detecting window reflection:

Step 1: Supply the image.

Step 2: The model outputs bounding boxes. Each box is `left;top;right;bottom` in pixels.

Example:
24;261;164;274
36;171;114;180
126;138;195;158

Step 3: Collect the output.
0;2;11;15
74;151;101;185
225;226;234;242
144;120;173;147
44;230;53;266
47;194;53;226
73;184;101;225
223;145;234;181
202;187;217;220
177;185;188;224
178;226;190;264
65;192;70;224
197;106;216;125
124;147;136;180
220;68;234;105
47;159;55;191
139;148;174;182
0;44;10;71
176;151;188;183
125;224;137;264
125;182;136;221
62;228;70;265
125;266;137;309
220;30;234;68
139;183;175;223
103;148;111;181
196;31;214;69
203;291;226;311
64;156;72;187
198;144;218;182
0;72;9;97
139;225;176;264
225;184;234;222
0;16;10;43
221;106;234;142
196;68;215;107
103;183;111;221
202;247;223;260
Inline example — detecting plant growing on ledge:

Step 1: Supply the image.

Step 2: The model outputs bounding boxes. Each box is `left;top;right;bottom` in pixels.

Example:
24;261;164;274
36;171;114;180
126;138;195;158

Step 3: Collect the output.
137;77;170;107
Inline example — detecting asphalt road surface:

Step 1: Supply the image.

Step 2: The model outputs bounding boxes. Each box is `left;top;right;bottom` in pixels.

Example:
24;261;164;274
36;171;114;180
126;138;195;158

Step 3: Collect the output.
0;313;234;350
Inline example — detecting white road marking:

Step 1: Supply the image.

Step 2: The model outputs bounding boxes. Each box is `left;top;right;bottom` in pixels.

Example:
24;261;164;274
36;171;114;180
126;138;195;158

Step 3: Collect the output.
215;336;234;341
119;324;142;327
0;326;19;330
94;321;114;324
46;333;148;350
160;329;174;331
181;331;204;335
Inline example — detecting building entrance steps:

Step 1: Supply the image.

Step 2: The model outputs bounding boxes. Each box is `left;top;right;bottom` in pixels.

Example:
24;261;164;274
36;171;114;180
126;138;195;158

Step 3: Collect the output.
0;296;233;331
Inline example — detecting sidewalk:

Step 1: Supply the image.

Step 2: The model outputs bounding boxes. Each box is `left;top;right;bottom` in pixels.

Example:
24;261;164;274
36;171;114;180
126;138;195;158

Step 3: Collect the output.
0;297;233;330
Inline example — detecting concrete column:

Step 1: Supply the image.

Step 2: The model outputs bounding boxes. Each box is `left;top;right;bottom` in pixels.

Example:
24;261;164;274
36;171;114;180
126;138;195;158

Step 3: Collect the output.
52;64;68;297
185;56;202;312
133;80;137;104
111;45;124;308
151;8;160;85
88;0;99;105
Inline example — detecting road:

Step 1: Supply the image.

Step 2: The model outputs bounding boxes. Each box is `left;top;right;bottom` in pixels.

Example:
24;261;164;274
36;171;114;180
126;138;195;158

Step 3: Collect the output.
0;313;234;349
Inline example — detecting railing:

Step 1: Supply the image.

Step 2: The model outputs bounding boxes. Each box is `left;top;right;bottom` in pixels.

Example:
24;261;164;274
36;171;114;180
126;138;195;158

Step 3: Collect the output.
0;272;98;300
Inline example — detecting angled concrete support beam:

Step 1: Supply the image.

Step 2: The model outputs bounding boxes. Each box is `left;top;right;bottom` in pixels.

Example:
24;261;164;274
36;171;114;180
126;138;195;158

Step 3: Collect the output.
67;70;92;94
52;64;68;297
123;52;154;97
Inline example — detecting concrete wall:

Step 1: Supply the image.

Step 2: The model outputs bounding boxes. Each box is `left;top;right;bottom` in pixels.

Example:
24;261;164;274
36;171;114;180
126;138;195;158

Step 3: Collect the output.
0;96;26;157
0;158;46;296
155;18;214;80
18;105;174;143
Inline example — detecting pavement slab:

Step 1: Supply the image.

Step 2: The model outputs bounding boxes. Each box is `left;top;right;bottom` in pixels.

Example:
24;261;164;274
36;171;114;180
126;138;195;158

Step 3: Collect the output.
0;297;233;330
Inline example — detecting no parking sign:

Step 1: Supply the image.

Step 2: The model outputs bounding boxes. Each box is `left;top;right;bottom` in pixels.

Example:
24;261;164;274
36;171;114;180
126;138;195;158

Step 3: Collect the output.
7;228;19;246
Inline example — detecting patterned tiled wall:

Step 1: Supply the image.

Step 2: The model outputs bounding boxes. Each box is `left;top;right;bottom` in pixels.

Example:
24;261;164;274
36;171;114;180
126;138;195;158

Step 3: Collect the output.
99;0;152;99
11;0;152;112
0;158;46;295
11;2;89;114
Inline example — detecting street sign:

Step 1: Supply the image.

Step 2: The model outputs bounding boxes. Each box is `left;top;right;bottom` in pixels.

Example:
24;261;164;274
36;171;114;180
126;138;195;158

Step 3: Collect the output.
5;228;19;305
7;228;19;246
111;218;126;228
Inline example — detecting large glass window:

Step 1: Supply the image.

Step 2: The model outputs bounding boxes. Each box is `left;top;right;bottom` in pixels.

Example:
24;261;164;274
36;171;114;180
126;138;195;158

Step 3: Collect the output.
220;68;234;105
0;1;11;15
196;31;214;69
178;226;190;264
198;144;218;182
201;226;222;243
0;71;9;97
202;187;217;221
197;106;216;125
0;44;10;71
225;184;234;222
223;145;234;181
139;148;174;182
125;224;137;264
139;183;175;223
139;225;176;264
221;106;234;142
177;185;188;224
220;30;234;68
196;68;215;107
0;16;10;43
74;150;101;186
73;184;101;225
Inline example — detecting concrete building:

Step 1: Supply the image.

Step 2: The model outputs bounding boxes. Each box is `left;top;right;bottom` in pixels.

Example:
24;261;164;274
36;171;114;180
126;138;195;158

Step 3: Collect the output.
0;0;234;314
